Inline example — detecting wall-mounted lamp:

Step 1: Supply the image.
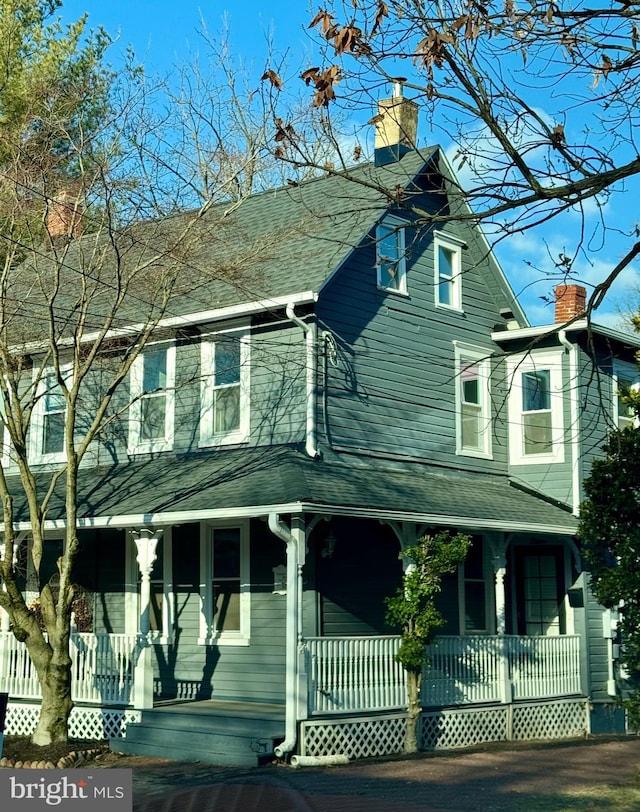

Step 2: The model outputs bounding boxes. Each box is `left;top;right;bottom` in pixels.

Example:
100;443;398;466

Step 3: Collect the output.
321;531;337;559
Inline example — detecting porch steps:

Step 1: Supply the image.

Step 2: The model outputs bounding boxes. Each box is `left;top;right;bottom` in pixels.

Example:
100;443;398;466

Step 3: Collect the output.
110;700;285;767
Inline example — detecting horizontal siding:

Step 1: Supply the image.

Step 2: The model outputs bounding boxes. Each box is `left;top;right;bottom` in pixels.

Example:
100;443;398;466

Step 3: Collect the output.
317;212;511;472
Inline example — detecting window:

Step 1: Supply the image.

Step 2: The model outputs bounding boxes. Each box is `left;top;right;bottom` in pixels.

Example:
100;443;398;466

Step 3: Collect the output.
455;344;491;457
376;218;407;294
128;344;176;454
459;537;491;634
507;352;565;465
613;362;638;430
200;329;250;447
434;231;464;310
199;522;250;645
31;367;71;463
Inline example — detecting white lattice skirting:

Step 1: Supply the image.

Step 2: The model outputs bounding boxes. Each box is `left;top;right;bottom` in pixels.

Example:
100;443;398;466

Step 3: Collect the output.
4;702;141;741
300;699;589;759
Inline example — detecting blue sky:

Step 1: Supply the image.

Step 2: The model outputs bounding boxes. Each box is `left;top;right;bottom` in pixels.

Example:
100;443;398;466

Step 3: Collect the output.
57;1;640;329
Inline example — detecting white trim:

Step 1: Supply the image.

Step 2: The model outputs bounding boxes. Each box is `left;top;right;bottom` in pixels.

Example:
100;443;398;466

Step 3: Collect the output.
9;501;575;536
434;230;463;311
17;291;318;354
454;342;492;459
493;319;640;349
507;350;565;466
128;343;176;454
376;216;407;295
457;536;494;635
30;364;73;465
198;520;250;646
199;328;250;448
612;359;638;430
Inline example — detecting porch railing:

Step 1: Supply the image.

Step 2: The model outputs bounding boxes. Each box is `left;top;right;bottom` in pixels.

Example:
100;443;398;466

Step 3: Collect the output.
0;632;140;705
303;634;582;715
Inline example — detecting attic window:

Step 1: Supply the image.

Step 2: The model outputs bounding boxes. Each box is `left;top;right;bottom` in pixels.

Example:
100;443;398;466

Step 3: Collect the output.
376;218;407;294
434;231;464;310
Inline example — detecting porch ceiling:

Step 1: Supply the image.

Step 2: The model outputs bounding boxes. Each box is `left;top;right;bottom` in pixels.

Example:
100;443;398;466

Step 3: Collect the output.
6;446;577;534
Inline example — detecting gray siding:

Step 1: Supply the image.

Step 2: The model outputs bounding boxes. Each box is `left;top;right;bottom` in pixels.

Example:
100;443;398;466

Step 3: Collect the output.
153;520;287;704
317;213;513;472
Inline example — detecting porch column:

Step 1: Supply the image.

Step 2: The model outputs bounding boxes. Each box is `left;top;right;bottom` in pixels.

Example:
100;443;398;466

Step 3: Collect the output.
0;540;9;633
492;552;507;635
129;527;163;709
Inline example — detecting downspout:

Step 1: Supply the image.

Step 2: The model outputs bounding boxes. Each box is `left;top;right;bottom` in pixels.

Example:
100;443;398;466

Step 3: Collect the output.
286;303;319;458
559;329;581;516
268;513;304;759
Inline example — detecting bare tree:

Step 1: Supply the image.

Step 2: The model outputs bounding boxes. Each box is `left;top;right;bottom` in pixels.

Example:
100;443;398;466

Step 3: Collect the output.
0;4;311;746
278;1;640;312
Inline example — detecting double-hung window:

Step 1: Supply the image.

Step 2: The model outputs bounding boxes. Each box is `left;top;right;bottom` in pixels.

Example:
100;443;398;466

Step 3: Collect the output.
507;352;565;465
434;231;464;310
128;344;176;454
376;218;407;294
199;522;250;645
200;329;250;447
459;537;491;634
455;343;492;457
613;362;638;430
31;366;71;463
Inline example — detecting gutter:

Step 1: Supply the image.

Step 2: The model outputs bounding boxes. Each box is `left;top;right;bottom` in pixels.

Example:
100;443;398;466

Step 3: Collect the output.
268;513;305;759
286;303;319;459
558;329;581;516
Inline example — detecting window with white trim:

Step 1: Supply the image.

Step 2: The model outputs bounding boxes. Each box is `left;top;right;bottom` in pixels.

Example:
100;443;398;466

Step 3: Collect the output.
507;352;565;465
199;330;250;447
458;537;492;634
128;344;176;454
31;367;71;463
613;361;638;430
455;344;492;458
434;231;463;310
199;522;250;645
376;218;407;294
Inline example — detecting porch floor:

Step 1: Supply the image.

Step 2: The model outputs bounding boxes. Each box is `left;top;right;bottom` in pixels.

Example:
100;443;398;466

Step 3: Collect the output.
111;700;286;767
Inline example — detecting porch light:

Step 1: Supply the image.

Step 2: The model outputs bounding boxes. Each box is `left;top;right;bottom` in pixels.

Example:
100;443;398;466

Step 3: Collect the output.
321;531;337;559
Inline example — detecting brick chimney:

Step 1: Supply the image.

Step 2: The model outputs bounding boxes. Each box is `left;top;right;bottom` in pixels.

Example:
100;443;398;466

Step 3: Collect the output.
374;79;419;167
46;192;83;243
554;284;587;323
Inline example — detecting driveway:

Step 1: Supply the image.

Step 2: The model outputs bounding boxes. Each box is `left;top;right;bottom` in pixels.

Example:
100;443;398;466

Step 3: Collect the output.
129;736;640;811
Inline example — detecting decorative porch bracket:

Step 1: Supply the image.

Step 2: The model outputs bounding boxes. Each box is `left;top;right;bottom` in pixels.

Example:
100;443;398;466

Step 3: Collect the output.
129;527;163;710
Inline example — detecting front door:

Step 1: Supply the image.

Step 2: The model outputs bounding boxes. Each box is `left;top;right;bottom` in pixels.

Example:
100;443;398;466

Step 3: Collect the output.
514;546;565;636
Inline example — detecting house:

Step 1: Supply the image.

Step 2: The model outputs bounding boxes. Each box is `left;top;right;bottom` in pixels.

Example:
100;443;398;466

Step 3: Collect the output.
0;88;636;764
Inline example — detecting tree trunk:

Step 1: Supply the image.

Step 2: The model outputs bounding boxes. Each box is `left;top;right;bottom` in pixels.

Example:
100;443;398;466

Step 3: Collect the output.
405;669;422;754
31;642;73;745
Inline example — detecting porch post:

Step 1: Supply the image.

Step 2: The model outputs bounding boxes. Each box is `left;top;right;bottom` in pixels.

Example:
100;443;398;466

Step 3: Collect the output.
491;544;511;704
0;541;8;634
130;527;163;709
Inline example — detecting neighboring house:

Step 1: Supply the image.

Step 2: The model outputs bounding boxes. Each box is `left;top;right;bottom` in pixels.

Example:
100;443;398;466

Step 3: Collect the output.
0;90;636;764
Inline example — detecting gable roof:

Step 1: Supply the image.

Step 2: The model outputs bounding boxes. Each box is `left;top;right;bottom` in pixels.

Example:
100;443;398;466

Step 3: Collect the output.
13;146;527;340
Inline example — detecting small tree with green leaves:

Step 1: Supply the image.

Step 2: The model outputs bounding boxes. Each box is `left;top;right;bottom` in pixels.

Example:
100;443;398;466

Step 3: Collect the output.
385;531;470;753
579;421;640;727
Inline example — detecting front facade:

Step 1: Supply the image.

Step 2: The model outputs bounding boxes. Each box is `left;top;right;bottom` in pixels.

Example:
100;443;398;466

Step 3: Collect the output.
0;101;635;762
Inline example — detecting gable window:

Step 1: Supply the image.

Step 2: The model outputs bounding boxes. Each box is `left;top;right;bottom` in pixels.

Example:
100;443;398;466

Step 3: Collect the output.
31;367;71;463
455;343;491;458
200;329;250;447
507;352;565;465
376;218;407;294
613;362;638;430
128;344;176;454
434;231;464;310
199;522;250;645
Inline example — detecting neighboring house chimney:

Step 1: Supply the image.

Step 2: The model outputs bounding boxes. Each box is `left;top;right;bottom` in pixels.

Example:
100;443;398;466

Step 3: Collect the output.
554;284;587;323
374;79;419;167
46;191;83;244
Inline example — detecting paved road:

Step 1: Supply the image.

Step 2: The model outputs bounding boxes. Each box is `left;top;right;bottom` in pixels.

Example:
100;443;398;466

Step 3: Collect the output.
129;737;640;811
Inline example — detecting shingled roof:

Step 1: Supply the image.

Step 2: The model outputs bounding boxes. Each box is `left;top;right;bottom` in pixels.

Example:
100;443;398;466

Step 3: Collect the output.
11;149;438;342
10;445;576;535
